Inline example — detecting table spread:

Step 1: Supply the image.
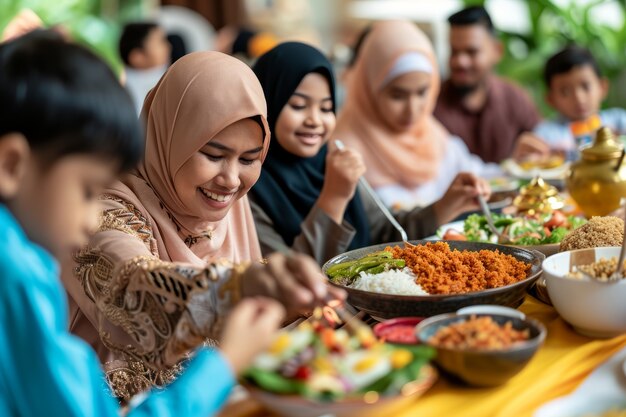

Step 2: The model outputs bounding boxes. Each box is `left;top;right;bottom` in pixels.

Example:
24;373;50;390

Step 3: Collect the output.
218;295;626;417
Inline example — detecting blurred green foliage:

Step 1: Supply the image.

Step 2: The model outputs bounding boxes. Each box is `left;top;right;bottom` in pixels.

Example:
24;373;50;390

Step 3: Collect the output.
0;0;148;72
464;0;626;117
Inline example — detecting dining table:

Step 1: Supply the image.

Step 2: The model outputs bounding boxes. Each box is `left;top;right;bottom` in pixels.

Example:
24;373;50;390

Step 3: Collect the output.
218;294;626;417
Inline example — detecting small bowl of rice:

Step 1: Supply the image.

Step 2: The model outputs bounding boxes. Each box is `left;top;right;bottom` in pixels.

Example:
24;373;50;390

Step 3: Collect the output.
415;309;546;387
543;246;626;338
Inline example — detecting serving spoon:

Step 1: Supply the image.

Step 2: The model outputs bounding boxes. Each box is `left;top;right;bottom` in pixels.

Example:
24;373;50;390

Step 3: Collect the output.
477;193;510;244
607;205;626;281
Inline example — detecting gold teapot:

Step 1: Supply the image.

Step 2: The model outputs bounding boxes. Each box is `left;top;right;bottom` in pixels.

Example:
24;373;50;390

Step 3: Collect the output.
566;126;626;217
513;176;564;215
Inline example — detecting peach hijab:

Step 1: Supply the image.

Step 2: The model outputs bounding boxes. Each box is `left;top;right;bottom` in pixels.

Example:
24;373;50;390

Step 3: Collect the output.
335;21;448;189
106;51;270;264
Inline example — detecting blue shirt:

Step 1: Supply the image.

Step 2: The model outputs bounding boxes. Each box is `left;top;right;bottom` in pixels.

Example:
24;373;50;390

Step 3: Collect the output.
0;205;235;417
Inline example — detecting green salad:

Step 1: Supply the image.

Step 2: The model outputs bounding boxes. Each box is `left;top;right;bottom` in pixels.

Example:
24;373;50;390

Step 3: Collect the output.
244;313;435;401
440;210;587;245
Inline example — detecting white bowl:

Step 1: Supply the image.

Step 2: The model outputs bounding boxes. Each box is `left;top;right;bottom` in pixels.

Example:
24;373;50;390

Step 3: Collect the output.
456;304;526;319
542;247;626;338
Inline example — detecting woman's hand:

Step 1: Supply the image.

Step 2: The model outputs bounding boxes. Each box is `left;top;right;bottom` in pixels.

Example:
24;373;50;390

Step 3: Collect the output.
241;252;346;318
219;297;285;375
433;172;491;225
317;145;366;224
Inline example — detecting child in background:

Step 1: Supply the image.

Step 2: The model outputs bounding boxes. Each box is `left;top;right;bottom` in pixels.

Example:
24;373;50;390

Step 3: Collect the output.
119;22;171;115
216;27;278;60
0;31;287;417
534;45;626;159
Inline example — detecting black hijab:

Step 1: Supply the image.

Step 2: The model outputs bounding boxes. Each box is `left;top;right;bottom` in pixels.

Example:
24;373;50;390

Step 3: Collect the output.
250;42;370;251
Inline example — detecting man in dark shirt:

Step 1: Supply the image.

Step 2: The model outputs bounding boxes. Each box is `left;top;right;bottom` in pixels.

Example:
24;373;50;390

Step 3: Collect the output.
434;6;541;163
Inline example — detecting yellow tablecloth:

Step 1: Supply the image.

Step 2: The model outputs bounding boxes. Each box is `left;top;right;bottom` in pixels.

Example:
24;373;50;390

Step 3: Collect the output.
220;296;626;417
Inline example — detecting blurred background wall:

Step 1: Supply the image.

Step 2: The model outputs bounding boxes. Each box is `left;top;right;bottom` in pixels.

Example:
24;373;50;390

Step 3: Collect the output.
1;0;625;115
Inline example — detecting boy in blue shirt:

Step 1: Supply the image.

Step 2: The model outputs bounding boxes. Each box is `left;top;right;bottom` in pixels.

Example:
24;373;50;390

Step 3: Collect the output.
0;30;336;417
533;45;626;159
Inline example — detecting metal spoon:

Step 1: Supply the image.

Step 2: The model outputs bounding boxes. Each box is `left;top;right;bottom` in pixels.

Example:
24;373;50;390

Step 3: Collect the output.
334;140;408;242
610;205;626;280
477;193;509;244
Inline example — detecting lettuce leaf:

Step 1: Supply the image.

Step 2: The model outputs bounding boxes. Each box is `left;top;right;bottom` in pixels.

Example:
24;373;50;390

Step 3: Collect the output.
541;226;568;244
244;367;304;394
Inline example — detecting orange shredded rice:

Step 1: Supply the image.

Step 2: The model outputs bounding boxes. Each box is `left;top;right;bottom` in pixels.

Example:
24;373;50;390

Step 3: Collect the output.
388;242;530;295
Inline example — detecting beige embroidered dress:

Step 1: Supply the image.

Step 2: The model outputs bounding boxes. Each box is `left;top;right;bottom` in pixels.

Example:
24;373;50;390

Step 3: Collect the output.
61;51;270;402
64;195;250;401
65;197;229;401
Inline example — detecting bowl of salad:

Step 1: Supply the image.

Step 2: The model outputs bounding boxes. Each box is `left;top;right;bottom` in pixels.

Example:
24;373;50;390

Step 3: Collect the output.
242;311;437;417
438;210;587;256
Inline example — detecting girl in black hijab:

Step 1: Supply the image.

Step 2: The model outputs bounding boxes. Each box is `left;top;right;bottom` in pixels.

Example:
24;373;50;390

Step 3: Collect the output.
249;42;441;263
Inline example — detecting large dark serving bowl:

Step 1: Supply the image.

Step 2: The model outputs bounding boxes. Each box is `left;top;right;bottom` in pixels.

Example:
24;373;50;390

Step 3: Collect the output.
322;240;544;319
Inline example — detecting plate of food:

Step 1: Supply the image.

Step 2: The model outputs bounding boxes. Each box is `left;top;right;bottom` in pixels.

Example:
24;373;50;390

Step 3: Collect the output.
322;240;544;319
502;156;569;181
489;177;521;193
435;210;587;257
242;309;437;417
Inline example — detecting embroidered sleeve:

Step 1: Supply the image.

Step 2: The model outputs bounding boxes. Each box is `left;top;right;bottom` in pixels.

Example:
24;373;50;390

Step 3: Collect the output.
98;195;159;256
72;196;244;370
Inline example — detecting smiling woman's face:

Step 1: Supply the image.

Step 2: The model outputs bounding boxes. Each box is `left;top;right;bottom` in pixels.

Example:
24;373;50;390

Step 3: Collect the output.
274;72;335;158
173;118;264;222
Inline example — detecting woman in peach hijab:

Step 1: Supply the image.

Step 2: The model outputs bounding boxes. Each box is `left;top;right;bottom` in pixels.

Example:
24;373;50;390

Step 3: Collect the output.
336;20;500;212
62;51;340;402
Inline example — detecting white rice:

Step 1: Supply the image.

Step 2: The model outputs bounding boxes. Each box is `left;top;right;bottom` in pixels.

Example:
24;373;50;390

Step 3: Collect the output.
350;267;429;296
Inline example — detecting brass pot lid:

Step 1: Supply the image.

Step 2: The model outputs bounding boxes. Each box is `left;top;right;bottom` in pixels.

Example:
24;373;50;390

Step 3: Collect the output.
580;126;623;161
513;176;564;214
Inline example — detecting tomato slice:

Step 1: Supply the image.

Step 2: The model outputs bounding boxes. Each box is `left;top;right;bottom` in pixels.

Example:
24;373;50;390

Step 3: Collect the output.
443;229;467;241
